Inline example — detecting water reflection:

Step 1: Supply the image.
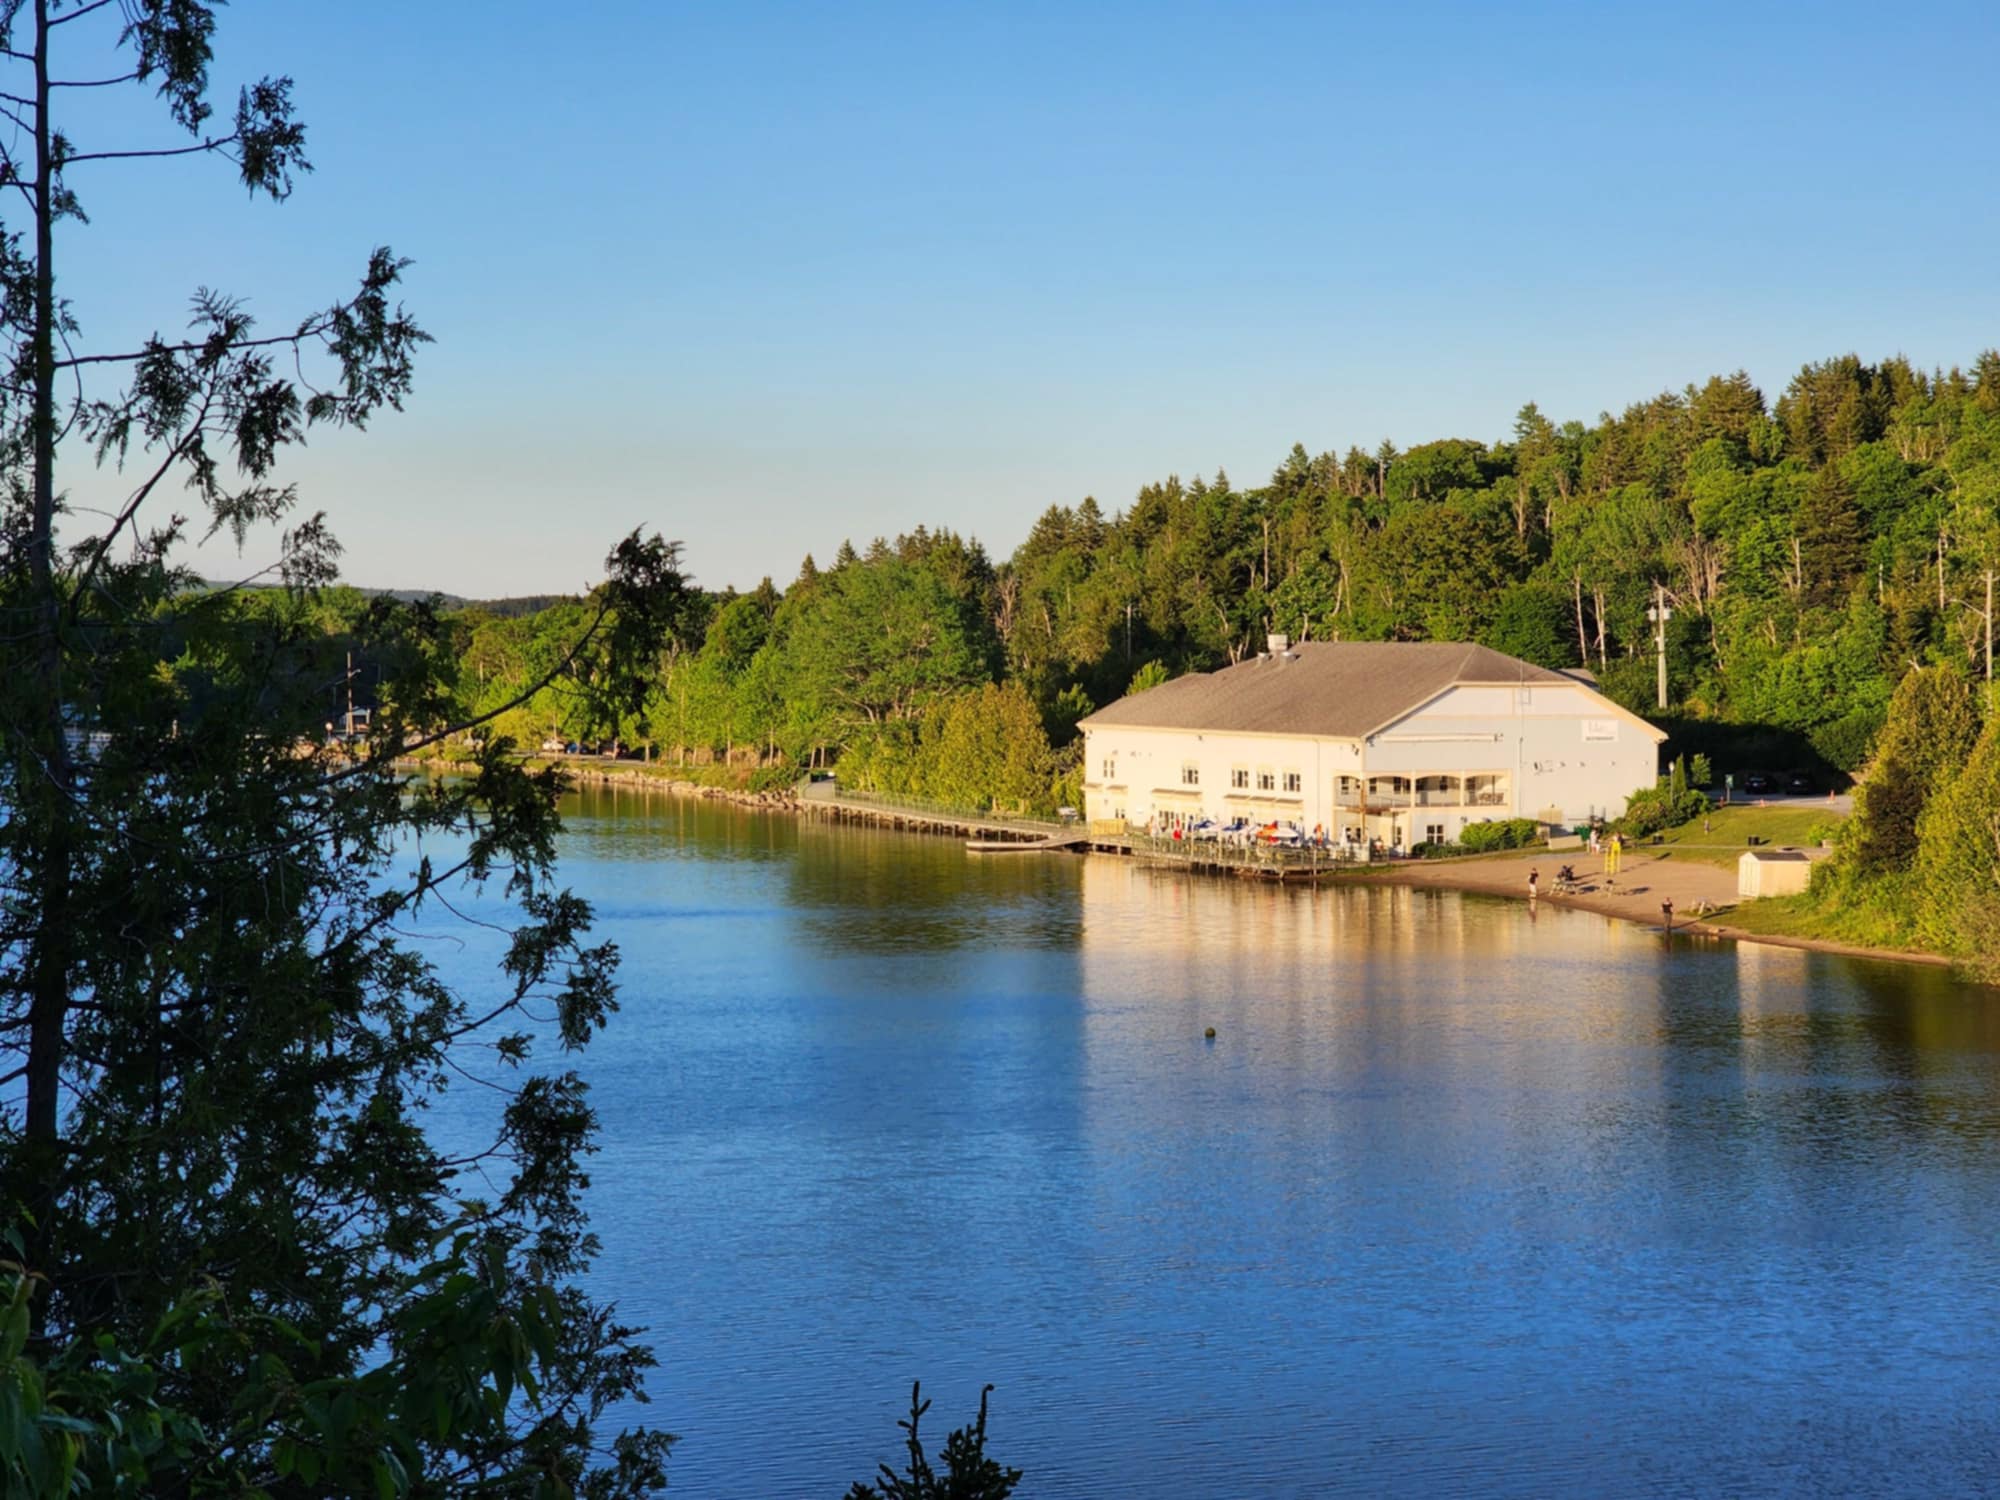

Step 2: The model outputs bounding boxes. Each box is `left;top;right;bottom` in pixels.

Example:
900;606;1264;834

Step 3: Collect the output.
443;798;2000;1497
779;814;1083;954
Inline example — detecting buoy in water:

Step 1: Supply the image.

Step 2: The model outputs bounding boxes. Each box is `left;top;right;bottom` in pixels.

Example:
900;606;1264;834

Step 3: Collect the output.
1204;1026;1217;1040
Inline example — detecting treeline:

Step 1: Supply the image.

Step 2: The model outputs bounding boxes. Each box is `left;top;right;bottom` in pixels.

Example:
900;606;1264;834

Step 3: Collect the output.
426;351;2000;815
1803;667;2000;978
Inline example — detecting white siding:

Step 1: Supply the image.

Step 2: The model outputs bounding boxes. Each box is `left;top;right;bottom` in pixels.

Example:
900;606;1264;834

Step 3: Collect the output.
1080;726;1357;834
1081;679;1660;843
1375;683;1659;825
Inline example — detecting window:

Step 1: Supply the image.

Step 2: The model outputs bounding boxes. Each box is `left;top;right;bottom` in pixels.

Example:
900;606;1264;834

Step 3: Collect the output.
1425;822;1445;846
1101;756;1116;780
1283;770;1302;793
1231;766;1250;789
1256;768;1276;792
1181;762;1200;787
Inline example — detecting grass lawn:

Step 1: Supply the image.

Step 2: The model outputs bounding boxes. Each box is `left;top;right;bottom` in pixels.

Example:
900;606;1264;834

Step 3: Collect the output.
1717;892;1835;938
1637;802;1846;870
1717;883;1933;952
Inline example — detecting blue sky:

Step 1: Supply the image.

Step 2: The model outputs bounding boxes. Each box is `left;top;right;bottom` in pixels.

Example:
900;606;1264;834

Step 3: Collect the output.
51;1;2000;596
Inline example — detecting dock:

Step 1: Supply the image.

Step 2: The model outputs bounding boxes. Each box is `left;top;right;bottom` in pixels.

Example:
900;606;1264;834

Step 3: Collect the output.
799;780;1090;846
797;780;1371;882
964;830;1092;853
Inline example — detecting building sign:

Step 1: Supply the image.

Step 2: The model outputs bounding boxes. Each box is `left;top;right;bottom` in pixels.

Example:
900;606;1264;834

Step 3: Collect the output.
1581;719;1618;742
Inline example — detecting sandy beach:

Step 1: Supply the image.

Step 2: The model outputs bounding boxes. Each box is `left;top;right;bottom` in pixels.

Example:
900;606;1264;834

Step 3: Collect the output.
1356;847;1956;970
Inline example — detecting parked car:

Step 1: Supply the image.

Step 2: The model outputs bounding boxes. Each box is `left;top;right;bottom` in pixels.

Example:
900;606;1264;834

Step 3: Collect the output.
1741;772;1774;795
1783;770;1816;796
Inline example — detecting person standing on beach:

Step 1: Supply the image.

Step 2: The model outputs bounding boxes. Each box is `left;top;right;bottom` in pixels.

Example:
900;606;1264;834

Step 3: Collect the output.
1528;868;1539;900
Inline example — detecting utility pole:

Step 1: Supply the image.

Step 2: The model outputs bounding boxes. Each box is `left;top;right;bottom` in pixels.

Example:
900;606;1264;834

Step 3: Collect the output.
1987;569;1994;683
1646;582;1672;711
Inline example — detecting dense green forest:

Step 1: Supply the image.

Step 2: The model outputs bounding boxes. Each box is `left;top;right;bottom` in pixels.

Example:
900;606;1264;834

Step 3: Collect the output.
426;352;2000;813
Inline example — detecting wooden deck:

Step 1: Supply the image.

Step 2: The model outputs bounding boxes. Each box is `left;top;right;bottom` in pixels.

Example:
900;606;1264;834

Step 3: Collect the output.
964;830;1093;853
796;782;1363;881
799;781;1102;848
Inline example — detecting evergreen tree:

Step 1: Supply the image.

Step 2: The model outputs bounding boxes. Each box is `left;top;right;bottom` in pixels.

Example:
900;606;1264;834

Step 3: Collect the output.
1913;713;2000;968
0;6;675;1489
1795;466;1869;607
1851;666;1980;873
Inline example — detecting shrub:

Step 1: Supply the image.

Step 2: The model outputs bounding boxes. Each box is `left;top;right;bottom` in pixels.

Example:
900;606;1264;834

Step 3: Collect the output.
1618;781;1711;837
1458;817;1538;853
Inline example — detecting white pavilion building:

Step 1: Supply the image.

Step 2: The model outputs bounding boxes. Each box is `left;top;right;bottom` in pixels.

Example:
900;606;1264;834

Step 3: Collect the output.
1078;639;1666;849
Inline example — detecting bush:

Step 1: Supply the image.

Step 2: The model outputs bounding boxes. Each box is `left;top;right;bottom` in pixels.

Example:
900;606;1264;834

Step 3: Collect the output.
1458;818;1539;853
1618;782;1712;837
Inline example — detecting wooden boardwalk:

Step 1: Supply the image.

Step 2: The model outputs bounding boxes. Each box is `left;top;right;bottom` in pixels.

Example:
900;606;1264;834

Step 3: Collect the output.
798;782;1101;848
964;830;1093;853
797;782;1362;881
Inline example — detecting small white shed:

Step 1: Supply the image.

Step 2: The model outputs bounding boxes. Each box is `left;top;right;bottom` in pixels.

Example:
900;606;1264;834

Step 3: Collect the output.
1738;849;1812;899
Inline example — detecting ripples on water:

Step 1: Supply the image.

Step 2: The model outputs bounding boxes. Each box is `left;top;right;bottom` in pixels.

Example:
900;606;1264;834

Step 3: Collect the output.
420;787;2000;1497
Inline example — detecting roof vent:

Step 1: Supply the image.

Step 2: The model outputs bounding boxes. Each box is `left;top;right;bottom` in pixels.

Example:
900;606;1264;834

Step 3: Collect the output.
1266;633;1290;656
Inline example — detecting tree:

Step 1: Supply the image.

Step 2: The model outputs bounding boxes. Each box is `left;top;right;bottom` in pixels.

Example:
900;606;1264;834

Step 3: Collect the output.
1913;713;2000;970
772;557;987;750
1850;666;1980;873
845;1384;1021;1500
1795;466;1868;607
0;7;671;1492
1484;582;1579;668
915;683;1056;814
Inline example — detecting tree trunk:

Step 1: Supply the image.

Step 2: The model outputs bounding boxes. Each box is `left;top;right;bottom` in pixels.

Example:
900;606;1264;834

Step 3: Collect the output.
1572;573;1588;663
22;0;75;1302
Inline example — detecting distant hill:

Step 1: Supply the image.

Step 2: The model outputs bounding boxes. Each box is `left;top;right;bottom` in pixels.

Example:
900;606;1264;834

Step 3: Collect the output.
457;594;575;618
201;580;579;616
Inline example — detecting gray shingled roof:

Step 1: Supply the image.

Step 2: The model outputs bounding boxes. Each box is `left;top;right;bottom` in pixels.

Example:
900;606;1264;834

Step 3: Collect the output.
1079;641;1622;739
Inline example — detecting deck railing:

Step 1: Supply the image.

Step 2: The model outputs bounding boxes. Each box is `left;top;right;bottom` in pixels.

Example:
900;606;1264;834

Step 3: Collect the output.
1126;832;1363;874
801;780;1070;835
1332;792;1511;811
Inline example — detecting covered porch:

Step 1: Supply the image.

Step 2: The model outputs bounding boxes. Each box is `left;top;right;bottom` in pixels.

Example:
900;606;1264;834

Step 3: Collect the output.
1333;773;1510;812
1330;773;1513;852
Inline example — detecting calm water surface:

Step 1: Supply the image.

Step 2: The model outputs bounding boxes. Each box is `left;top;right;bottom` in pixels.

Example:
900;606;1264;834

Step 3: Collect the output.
429;787;2000;1497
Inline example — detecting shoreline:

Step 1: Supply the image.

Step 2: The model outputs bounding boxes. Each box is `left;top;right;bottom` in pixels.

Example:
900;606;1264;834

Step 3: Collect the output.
1340;852;1961;973
419;755;1967;978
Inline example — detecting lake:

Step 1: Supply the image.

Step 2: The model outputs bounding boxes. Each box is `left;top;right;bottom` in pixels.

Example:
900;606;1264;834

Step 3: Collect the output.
429;785;2000;1497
